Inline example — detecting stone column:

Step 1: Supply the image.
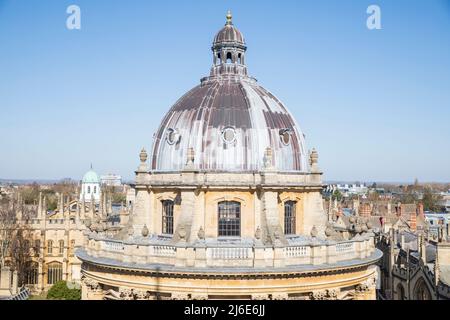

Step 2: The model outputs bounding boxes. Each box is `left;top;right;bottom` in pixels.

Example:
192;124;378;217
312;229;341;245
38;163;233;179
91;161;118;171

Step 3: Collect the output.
173;188;196;243
189;190;205;243
261;189;285;245
132;186;151;236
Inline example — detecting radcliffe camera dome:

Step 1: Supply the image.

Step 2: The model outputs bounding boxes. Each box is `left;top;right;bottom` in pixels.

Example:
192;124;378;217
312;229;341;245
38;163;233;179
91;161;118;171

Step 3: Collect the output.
151;12;308;172
77;11;382;301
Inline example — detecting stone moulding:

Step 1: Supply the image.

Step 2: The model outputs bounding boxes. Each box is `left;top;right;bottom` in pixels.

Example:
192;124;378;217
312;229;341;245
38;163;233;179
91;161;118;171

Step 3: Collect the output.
76;247;382;280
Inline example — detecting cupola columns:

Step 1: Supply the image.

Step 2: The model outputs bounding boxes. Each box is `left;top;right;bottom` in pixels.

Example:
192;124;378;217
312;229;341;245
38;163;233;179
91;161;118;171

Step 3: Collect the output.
210;11;247;77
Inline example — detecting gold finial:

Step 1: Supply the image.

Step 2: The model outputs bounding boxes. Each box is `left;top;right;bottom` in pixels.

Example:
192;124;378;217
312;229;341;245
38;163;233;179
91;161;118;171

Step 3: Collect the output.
226;10;232;25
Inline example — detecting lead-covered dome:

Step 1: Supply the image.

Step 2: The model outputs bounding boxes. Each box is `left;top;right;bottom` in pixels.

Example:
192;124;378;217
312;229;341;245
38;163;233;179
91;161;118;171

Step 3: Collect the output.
150;12;308;172
213;11;245;45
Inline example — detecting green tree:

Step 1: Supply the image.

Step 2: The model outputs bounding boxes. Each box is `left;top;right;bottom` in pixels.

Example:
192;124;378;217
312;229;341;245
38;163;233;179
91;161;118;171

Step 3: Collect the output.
332;190;342;201
46;281;81;300
422;189;443;212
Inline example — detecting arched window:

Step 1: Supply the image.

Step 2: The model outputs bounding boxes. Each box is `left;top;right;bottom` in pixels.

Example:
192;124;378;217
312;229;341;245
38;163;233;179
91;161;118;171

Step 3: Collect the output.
217;53;221;65
94;186;97;194
162;200;174;235
218;201;241;237
284;201;296;235
26;262;38;285
226;52;232;63
396;283;405;300
238;53;242;64
414;278;432;300
47;240;53;254
59;240;64;255
87;186;91;194
47;262;63;285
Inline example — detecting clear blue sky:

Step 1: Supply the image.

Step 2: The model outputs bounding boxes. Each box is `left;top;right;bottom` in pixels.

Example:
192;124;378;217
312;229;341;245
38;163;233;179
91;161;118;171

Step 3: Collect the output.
0;0;449;182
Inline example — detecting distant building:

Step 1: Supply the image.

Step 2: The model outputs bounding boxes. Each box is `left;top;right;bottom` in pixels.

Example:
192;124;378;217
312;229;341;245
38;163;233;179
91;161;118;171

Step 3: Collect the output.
100;174;122;187
79;167;101;203
324;183;368;198
438;191;450;212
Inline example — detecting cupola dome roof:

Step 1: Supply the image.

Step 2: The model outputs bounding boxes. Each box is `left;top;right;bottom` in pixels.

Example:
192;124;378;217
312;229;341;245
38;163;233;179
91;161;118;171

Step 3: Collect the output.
150;12;308;173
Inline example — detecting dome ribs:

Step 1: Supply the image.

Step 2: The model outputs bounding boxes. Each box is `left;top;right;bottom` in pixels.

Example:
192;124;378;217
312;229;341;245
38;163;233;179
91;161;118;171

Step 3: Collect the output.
150;17;307;172
151;79;307;172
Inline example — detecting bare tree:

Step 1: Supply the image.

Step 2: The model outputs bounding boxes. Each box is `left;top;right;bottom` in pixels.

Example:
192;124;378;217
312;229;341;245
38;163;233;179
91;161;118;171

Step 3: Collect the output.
0;199;35;286
0;201;17;268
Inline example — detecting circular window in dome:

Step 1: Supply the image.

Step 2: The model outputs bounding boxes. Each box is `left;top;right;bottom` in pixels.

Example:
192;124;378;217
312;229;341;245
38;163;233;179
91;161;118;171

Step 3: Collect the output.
222;127;236;144
280;129;292;146
166;128;180;145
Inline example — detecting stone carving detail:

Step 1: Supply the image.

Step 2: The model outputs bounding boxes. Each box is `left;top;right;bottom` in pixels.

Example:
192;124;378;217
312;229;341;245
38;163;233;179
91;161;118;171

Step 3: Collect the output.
172;293;190;300
251;294;269;300
272;293;288;300
119;288;134;300
327;289;338;300
83;277;100;291
134;290;151;300
192;294;208;300
310;290;326;300
310;289;339;300
355;283;370;293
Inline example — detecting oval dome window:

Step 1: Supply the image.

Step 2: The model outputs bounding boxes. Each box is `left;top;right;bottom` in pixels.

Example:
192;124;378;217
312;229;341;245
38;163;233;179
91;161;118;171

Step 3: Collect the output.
166;128;180;145
280;129;292;146
222;127;236;144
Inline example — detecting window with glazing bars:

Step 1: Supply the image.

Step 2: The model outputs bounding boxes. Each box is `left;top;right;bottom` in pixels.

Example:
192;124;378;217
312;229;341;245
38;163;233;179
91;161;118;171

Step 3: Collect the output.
284;201;296;235
26;262;38;285
162;200;174;235
218;201;241;237
47;262;62;284
47;240;53;254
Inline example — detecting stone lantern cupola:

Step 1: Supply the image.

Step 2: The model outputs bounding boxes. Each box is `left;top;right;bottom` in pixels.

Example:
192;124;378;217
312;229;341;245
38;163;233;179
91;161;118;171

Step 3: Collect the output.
210;11;248;77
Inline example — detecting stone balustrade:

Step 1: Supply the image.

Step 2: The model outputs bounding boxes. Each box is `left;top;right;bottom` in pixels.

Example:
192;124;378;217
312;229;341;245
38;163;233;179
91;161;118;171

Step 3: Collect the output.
83;234;376;270
136;171;323;188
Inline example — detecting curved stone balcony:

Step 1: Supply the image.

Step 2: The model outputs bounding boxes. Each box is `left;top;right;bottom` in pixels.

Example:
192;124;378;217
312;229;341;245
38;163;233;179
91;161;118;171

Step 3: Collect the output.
77;232;379;272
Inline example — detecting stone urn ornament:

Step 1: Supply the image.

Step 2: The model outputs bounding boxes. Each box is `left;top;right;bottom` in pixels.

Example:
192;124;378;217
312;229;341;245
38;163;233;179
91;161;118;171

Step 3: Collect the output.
310;225;318;238
255;226;262;240
325;226;334;237
142;225;149;237
178;226;187;241
197;226;205;240
127;227;134;236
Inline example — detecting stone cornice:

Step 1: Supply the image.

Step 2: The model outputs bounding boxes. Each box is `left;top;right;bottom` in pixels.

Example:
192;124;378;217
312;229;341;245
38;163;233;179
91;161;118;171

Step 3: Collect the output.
77;248;382;280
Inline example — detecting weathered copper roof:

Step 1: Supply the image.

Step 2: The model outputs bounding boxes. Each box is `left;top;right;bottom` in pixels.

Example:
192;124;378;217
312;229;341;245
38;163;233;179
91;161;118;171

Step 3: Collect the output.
150;14;308;173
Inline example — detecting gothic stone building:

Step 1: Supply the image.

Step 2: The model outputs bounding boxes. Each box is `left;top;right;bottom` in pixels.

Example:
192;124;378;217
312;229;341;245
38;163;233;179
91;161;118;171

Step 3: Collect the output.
377;227;450;300
1;168;122;294
76;12;382;300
